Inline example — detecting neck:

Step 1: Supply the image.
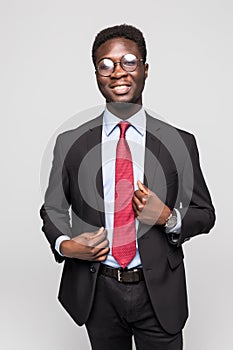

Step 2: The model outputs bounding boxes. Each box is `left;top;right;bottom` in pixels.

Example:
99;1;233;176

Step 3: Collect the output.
106;102;142;119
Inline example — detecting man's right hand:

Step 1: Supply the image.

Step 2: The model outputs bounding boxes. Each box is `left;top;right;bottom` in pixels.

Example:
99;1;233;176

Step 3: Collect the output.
60;227;109;261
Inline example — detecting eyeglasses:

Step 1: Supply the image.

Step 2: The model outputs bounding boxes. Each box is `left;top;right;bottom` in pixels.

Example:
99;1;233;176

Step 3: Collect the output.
96;53;144;77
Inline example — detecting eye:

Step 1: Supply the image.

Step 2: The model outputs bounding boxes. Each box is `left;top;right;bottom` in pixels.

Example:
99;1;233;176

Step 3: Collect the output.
98;58;113;70
122;54;137;67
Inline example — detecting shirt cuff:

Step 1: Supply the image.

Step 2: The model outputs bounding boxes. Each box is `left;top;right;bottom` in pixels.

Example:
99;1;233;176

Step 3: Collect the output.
165;208;182;234
55;235;71;256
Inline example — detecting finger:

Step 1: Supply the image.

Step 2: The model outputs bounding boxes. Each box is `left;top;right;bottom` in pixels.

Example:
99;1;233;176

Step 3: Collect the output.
88;234;107;248
95;226;106;236
137;180;149;195
132;194;145;211
91;228;108;246
88;227;106;240
93;227;107;240
132;201;142;218
81;227;107;246
72;231;106;248
132;201;139;216
71;244;109;260
95;239;109;250
94;248;110;261
96;255;109;262
82;227;106;238
134;189;148;204
92;247;110;259
72;230;98;241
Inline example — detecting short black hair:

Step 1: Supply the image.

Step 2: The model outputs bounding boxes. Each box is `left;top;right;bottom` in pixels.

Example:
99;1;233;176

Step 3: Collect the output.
92;24;147;67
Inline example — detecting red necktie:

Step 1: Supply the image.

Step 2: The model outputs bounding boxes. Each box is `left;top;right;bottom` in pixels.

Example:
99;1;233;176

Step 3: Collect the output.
112;121;136;268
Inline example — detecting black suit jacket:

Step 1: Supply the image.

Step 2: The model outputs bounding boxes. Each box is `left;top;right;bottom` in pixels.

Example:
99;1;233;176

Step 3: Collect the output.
40;113;215;334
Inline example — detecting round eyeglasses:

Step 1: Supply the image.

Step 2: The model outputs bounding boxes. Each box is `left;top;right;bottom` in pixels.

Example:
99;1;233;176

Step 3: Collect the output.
96;53;144;77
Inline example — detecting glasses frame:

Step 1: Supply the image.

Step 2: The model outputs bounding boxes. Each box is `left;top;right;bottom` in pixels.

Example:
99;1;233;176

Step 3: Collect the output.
96;54;144;77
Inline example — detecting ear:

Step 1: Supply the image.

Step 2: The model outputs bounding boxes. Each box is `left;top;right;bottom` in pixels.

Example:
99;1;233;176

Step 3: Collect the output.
144;63;149;79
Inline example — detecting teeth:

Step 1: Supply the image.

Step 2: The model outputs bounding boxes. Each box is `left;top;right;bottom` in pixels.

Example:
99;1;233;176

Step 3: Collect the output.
114;85;127;89
113;85;130;92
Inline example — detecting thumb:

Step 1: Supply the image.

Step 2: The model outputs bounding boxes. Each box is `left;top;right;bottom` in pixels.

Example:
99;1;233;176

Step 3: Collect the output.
94;226;106;236
137;180;149;195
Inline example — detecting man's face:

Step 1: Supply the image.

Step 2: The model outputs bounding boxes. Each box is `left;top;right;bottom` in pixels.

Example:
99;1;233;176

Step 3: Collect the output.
95;38;148;105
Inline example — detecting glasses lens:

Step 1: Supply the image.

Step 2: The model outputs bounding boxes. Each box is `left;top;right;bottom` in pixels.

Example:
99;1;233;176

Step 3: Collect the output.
121;54;138;72
97;58;114;76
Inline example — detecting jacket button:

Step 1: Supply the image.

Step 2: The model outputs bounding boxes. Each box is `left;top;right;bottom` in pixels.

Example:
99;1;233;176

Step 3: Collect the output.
90;265;96;273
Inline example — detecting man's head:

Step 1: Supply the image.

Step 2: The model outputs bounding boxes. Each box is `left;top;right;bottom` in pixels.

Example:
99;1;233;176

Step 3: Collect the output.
92;24;149;113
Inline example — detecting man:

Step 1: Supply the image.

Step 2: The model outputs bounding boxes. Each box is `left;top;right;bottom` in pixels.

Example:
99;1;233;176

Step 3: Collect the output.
40;24;215;349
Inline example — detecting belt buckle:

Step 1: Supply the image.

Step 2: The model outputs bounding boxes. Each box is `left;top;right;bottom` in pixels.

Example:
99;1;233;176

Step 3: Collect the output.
117;269;123;282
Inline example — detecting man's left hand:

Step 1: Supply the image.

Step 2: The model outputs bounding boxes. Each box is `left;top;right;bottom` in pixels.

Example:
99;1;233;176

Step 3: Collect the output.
132;180;171;226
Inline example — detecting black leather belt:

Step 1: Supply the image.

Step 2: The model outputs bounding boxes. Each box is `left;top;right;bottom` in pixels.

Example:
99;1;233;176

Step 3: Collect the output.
99;264;144;283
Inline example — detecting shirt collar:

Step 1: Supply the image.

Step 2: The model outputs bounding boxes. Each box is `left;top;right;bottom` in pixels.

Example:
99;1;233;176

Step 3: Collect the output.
103;106;146;137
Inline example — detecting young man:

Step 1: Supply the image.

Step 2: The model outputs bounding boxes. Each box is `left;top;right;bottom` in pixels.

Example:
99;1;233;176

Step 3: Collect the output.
40;24;215;349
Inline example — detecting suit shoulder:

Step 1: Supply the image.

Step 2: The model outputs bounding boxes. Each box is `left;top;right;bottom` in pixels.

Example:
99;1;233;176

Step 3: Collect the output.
57;114;103;141
52;114;103;158
146;113;195;143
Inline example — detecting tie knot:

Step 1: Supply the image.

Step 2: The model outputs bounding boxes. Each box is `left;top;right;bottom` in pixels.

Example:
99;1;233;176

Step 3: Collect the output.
118;121;130;139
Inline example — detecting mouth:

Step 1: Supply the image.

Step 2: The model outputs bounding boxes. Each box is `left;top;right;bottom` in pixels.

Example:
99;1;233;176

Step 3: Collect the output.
110;84;131;95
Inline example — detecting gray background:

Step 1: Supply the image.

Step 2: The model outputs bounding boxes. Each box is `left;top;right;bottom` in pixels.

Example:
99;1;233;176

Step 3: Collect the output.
1;0;232;349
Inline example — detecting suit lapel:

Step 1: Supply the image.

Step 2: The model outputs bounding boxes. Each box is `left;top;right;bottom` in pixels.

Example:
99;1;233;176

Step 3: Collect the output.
144;114;162;190
86;115;105;226
138;114;163;239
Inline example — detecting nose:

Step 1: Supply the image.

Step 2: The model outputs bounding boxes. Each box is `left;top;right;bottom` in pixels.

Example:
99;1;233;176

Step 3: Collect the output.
111;62;128;78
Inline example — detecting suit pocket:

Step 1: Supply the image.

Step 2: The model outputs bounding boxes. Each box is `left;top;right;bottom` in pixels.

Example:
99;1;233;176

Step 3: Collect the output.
167;248;184;270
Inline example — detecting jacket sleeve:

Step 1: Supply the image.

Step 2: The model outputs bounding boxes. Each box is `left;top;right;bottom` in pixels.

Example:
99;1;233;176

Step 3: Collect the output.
175;134;216;246
40;134;71;263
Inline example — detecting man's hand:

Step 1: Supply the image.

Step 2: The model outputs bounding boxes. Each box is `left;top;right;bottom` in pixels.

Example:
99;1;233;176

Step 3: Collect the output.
132;180;171;226
60;227;110;261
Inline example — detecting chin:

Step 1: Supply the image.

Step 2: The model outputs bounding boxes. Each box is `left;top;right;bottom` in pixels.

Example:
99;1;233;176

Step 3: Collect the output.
108;95;134;104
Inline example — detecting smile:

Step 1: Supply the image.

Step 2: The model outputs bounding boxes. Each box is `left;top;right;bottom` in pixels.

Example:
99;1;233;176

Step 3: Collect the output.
111;85;131;94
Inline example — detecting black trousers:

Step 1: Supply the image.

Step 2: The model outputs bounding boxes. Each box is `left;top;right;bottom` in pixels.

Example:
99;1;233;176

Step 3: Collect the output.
85;274;183;350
